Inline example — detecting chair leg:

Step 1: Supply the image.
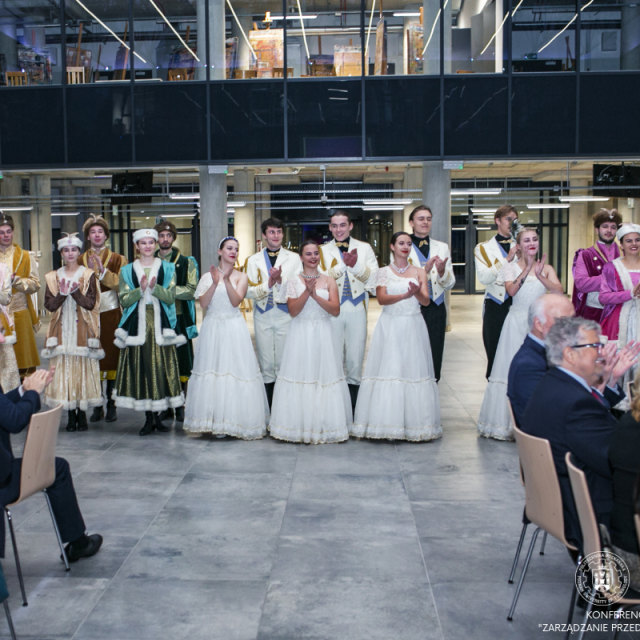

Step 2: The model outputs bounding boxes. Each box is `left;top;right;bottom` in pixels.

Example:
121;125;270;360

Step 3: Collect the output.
564;555;582;638
43;491;69;571
507;527;541;621
5;509;27;606
508;522;528;583
539;531;548;555
574;587;595;640
3;600;17;640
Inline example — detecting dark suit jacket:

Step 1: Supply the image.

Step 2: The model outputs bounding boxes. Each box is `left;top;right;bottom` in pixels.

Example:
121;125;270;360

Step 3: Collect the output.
521;367;618;549
0;386;41;557
508;336;547;426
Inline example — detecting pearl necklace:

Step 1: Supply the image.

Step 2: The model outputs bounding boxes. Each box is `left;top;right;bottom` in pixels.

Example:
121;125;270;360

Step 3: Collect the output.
391;263;410;274
301;273;320;279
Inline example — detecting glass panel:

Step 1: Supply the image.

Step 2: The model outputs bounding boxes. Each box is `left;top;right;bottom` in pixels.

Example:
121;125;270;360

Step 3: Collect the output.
512;0;577;72
0;88;64;164
451;0;507;73
283;1;362;79
65;0;132;83
135;83;207;162
443;76;507;155
67;85;133;163
287;78;362;159
0;0;62;85
511;74;576;155
579;73;640;154
210;80;284;160
580;0;640;71
132;0;201;81
365;77;440;158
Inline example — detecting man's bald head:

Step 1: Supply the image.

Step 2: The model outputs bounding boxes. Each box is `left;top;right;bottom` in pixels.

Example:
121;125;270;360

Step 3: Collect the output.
528;294;575;340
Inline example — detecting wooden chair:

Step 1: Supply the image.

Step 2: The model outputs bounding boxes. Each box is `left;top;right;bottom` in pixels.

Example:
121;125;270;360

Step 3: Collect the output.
167;69;189;81
0;563;17;640
5;72;26;87
66;66;85;84
508;425;578;621
233;69;257;79
5;405;67;606
272;67;293;78
566;453;640;640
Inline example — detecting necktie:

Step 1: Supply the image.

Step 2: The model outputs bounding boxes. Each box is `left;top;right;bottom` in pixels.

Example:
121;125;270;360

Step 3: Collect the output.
591;390;604;405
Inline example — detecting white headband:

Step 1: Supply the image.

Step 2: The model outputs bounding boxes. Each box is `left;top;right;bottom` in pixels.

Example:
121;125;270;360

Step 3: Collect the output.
132;228;158;244
57;233;83;251
616;224;640;241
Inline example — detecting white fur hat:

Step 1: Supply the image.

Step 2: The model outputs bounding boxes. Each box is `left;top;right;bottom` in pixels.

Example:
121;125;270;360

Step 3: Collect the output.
57;233;83;251
132;228;158;244
616;223;640;241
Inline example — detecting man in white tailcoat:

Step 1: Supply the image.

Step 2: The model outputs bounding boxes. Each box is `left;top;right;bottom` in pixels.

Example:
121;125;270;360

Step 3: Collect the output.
320;210;379;410
245;218;302;407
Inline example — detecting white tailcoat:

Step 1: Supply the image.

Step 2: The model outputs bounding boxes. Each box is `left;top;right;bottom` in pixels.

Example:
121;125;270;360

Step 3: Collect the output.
474;236;514;305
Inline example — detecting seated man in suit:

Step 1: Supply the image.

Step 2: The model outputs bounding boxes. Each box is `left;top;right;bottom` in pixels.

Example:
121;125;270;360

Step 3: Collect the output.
508;294;575;425
0;366;103;563
521;317;637;549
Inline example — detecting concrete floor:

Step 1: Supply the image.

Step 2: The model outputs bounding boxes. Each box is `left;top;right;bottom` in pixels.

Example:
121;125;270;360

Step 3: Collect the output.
0;296;633;639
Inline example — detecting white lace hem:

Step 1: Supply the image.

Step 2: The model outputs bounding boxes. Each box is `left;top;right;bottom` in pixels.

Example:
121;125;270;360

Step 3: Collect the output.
268;422;349;445
477;422;515;441
189;370;265;384
350;423;442;442
183;418;267;440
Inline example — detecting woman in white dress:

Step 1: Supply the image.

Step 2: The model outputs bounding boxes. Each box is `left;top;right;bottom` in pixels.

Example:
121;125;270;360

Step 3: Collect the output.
477;227;563;441
183;236;268;439
352;232;442;441
269;239;351;444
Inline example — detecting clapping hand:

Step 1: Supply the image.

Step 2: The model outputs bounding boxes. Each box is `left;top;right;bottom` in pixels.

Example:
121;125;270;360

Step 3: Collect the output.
534;254;547;279
268;266;282;289
405;281;421;299
304;278;317;297
342;249;358;269
210;265;220;287
633;282;640;299
424;257;436;274
59;279;69;295
89;254;104;274
140;275;148;292
22;367;54;394
221;266;233;281
610;341;640;387
434;256;448;277
506;245;519;263
69;281;79;294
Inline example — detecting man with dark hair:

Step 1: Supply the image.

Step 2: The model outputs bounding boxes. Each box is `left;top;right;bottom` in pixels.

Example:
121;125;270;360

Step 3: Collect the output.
572;208;622;323
320;210;379;410
245;217;301;407
154;219;199;422
80;214;128;423
397;205;455;382
474;205;519;379
0;214;41;380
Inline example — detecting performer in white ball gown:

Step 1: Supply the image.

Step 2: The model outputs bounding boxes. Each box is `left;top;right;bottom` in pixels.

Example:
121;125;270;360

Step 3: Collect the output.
184;237;269;440
477;225;563;441
352;232;442;441
269;239;351;445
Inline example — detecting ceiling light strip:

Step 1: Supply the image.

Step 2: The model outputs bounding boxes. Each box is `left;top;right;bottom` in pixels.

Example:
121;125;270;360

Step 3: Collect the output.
538;0;593;54
227;0;257;60
296;0;311;61
148;0;199;61
365;0;376;61
480;11;509;56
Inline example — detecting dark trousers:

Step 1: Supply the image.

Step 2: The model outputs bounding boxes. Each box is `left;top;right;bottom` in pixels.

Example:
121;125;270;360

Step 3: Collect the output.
0;457;85;559
482;297;512;379
421;302;447;382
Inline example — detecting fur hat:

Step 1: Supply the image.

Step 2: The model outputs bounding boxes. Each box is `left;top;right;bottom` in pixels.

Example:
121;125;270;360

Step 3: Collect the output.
616;223;640;242
0;214;14;231
593;208;622;228
154;220;178;240
57;232;83;251
82;214;110;240
132;228;158;244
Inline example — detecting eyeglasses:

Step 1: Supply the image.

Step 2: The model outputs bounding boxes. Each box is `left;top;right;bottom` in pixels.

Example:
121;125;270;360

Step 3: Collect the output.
571;342;604;352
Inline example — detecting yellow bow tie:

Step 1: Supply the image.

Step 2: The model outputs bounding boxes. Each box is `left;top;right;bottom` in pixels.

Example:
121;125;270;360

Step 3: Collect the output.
336;242;350;248
419;239;428;248
267;251;279;257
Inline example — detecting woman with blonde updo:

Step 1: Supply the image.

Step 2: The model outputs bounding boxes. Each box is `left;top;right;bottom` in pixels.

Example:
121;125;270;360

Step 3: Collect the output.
477;225;563;440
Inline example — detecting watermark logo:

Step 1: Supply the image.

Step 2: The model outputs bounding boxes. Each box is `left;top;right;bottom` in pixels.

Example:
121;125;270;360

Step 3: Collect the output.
575;551;630;606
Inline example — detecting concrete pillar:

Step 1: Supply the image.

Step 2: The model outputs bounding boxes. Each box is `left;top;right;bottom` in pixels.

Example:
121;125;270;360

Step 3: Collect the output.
403;166;423;232
233;169;256;266
0;176;25;248
566;180;593;294
494;0;504;73
393;180;404;232
29;175;53;309
233;14;253;72
423;0;440;75
199;167;227;272
0;18;18;71
197;0;226;80
423;161;451;328
255;181;271;249
621;0;640;70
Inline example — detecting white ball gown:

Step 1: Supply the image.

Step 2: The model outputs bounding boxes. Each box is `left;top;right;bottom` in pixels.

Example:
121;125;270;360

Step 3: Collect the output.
269;276;352;444
183;273;269;439
351;267;442;441
477;262;546;441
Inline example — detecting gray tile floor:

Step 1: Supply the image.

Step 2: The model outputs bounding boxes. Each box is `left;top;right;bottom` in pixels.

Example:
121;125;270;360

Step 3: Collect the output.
0;296;633;639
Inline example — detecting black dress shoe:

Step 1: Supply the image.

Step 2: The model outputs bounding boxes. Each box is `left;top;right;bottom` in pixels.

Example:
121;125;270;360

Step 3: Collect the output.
154;412;170;433
105;399;117;423
89;406;104;422
175;406;185;422
77;410;88;432
64;534;103;563
66;410;77;432
140;412;155;436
